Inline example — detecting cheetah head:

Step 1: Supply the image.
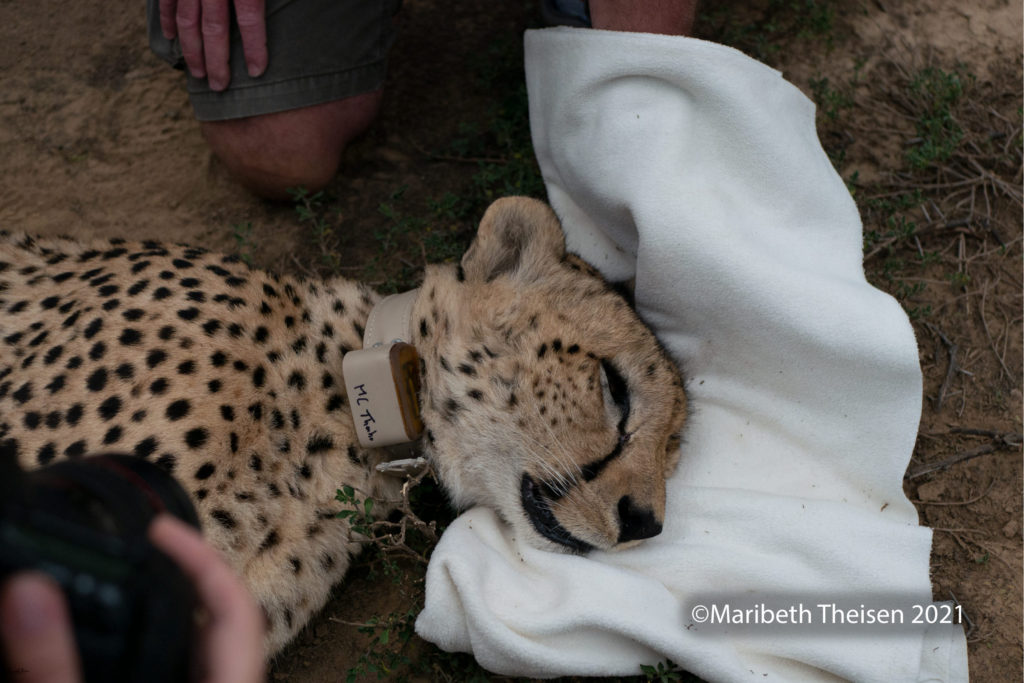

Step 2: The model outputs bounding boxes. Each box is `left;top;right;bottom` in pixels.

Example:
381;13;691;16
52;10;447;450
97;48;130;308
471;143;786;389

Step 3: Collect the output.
415;197;687;553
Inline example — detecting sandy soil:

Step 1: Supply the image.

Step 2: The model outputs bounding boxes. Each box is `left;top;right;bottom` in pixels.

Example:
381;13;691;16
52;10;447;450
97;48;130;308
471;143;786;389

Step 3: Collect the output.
1;0;1020;681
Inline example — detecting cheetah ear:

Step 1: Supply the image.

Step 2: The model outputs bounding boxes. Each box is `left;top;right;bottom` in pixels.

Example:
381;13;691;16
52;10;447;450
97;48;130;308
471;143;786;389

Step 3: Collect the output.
460;197;566;284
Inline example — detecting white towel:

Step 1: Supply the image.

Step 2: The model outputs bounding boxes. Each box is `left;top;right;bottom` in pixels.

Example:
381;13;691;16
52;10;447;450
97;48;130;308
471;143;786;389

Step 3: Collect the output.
415;28;969;682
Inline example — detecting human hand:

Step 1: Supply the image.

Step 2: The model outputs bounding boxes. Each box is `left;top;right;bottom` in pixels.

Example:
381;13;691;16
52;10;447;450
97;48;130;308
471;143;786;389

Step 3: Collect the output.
0;574;80;682
0;515;265;683
159;0;268;91
149;515;266;683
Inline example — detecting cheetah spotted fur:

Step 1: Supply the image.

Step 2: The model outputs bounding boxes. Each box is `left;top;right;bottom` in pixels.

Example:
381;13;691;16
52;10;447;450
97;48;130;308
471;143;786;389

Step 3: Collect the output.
0;197;688;654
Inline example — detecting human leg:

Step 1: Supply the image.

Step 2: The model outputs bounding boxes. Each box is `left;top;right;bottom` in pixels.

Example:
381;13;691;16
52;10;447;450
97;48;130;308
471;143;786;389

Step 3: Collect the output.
147;0;400;199
199;91;382;200
588;0;698;36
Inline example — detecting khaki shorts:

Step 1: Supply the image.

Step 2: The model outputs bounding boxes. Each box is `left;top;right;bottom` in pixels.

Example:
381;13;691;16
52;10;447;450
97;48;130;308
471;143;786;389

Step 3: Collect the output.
147;0;401;121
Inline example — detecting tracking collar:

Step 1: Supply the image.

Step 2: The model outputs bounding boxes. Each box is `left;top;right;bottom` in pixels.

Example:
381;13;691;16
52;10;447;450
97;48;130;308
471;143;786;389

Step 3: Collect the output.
342;290;424;448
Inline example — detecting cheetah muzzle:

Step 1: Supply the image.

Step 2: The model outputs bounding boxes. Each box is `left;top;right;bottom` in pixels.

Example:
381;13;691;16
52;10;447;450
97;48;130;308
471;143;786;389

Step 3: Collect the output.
0;197;688;655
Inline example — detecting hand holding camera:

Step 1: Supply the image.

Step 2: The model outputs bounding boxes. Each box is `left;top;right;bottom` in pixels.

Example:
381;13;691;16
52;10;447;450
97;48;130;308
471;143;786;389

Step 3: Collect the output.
0;454;264;682
2;516;264;683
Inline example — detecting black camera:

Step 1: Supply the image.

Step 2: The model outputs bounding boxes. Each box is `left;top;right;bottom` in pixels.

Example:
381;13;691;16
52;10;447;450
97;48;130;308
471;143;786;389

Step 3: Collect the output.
0;450;200;682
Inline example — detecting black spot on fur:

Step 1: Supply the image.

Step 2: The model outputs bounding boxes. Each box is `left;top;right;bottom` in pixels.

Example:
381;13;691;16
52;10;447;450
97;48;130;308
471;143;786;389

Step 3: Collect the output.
166;399;190;421
86;368;107;392
177;360;195;375
36;443;56;465
220;405;235;421
195;462;216;480
149;378;169;394
287;371;306;390
43;345;63;365
45;374;66;394
307;434;333;454
134;437;158;458
83;317;103;339
442;398;462;422
185;428;209;449
11;382;31;403
119;328;143;346
64;440;86;458
102;425;122;444
146;349;167;368
89;341;107;361
209;509;236;530
98;396;121;421
207;379;222;393
177;307;200;321
127;280;149;296
259;530;280;552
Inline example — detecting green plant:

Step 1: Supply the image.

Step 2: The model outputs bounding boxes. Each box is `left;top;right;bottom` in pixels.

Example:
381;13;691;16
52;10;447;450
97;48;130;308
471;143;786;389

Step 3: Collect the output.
699;0;839;63
905;67;970;169
290;186;344;272
344;608;419;682
809;76;853;123
336;485;376;539
231;221;255;265
641;659;688;682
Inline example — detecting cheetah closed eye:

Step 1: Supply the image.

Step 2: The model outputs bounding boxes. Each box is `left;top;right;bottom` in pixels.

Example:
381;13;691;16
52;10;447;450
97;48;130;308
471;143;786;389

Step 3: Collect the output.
0;196;687;654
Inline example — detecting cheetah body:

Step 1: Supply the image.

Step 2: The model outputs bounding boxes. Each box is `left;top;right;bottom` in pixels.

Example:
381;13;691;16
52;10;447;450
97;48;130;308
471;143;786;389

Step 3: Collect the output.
0;198;687;654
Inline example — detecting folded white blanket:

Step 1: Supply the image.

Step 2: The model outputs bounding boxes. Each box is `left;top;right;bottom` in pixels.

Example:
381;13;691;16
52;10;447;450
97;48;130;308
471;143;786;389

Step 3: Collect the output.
415;28;969;682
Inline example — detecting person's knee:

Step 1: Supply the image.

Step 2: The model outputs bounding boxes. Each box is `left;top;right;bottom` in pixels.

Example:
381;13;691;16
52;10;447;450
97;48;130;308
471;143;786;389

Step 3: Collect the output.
200;91;383;200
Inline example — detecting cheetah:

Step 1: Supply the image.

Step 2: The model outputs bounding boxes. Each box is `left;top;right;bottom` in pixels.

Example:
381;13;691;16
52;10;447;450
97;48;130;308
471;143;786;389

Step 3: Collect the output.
0;197;688;654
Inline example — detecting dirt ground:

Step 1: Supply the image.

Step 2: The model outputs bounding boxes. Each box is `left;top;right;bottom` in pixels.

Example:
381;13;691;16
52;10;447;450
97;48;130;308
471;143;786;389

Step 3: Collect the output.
1;0;1020;681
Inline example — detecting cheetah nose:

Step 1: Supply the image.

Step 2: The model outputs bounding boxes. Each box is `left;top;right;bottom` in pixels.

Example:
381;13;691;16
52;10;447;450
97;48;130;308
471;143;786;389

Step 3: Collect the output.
616;495;662;543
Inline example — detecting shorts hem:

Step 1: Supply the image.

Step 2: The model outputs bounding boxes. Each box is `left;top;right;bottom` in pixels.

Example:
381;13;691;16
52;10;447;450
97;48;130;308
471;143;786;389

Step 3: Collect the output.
187;61;389;122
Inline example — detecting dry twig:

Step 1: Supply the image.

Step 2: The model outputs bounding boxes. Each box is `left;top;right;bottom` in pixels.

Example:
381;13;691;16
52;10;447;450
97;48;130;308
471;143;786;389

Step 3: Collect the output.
905;431;1023;479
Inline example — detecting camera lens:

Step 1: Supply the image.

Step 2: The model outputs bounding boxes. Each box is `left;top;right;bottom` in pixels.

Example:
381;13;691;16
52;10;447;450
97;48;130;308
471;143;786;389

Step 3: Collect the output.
0;453;199;682
28;454;200;536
